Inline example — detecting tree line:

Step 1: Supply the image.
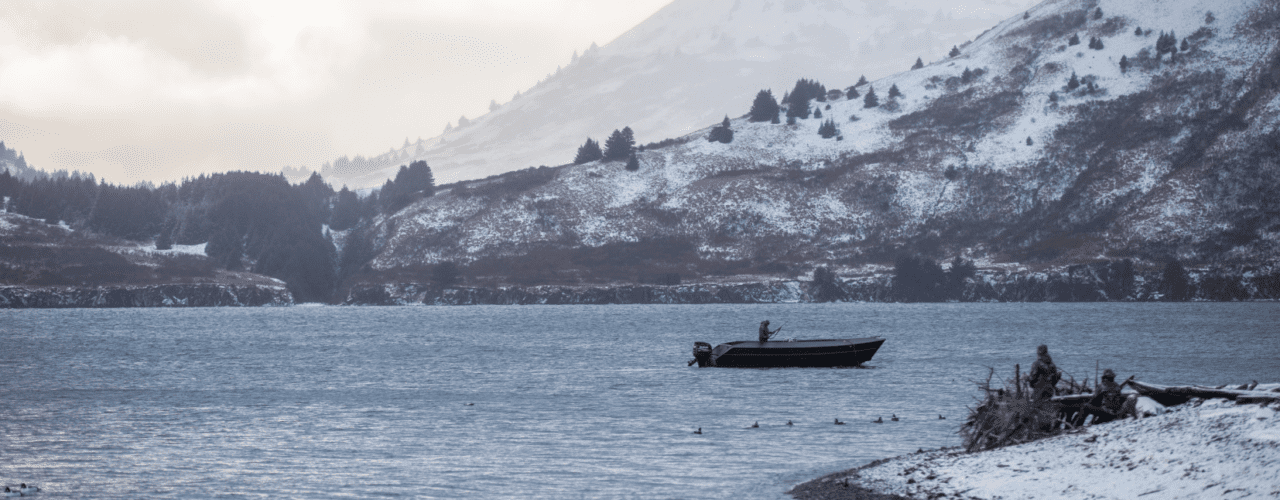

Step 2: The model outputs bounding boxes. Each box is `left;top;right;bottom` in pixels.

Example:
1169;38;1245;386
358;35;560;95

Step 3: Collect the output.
0;159;437;302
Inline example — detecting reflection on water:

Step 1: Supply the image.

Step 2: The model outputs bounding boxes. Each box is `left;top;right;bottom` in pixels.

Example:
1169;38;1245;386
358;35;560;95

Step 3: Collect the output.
2;303;1278;498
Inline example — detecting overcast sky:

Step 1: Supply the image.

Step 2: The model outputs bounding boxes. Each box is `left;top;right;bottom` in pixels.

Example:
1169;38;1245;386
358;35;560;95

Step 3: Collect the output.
0;0;1029;185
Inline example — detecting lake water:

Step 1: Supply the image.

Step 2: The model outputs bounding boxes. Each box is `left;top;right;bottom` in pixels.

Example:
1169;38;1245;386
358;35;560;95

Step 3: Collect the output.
2;303;1278;499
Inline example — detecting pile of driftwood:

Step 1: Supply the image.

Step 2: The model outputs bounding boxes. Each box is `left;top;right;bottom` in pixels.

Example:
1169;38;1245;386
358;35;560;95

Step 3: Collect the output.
960;364;1279;453
961;364;1072;452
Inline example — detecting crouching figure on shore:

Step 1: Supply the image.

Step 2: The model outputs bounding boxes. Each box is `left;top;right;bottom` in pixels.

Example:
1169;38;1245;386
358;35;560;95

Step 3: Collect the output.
1073;368;1137;426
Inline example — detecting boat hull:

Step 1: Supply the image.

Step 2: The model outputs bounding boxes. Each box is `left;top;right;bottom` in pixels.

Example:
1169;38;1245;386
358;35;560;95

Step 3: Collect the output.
699;337;884;368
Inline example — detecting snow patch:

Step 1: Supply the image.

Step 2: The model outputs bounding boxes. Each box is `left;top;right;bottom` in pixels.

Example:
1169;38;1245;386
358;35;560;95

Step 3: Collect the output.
146;242;208;256
852;395;1280;500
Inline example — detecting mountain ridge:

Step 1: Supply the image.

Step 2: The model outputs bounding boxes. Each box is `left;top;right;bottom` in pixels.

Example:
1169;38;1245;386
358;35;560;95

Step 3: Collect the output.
314;0;1037;188
346;0;1280;290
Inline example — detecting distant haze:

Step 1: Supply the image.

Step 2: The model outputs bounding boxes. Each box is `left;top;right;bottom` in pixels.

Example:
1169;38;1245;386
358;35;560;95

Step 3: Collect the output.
0;0;1034;185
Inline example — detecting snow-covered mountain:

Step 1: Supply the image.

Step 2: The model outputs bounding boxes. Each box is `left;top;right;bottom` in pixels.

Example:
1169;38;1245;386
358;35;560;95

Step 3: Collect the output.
319;0;1036;188
350;0;1280;286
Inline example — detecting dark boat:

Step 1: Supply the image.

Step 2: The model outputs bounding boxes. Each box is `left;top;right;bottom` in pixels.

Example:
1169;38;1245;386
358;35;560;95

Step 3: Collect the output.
690;337;885;368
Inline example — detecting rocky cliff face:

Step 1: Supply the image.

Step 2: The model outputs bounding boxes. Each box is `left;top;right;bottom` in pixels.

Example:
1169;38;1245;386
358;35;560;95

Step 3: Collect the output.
0;211;295;308
0;283;293;308
355;0;1280;288
342;266;1280;305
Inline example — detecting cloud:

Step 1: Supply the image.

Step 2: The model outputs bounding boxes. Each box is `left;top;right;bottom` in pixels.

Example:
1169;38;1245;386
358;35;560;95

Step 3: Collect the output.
0;1;716;183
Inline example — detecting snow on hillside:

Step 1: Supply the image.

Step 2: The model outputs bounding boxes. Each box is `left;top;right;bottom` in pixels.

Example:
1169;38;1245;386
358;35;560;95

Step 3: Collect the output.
364;0;1280;276
322;0;1038;188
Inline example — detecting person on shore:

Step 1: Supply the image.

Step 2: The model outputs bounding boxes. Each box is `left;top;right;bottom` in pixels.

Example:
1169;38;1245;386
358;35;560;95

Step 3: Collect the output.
758;320;780;342
1028;344;1061;400
1073;369;1137;426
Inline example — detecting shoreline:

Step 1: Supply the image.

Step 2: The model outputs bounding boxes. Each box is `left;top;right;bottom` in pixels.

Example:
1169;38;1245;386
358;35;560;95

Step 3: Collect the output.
789;397;1280;500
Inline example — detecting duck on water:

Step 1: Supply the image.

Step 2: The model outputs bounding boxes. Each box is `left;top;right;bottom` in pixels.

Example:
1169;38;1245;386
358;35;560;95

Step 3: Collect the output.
689;320;885;368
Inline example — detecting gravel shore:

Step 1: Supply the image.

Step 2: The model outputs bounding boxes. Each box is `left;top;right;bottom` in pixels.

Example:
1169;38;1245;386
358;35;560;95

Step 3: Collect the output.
790;398;1279;500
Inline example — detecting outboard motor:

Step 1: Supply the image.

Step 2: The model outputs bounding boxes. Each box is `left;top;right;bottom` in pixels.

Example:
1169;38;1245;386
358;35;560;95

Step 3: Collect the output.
692;342;713;367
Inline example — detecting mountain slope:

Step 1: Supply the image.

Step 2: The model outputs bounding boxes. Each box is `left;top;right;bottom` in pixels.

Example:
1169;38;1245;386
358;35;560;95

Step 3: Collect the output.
321;0;1036;188
353;0;1280;287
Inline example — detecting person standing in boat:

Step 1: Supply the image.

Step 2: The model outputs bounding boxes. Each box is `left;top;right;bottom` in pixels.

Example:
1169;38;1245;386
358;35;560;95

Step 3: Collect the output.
758;320;780;343
1027;344;1061;400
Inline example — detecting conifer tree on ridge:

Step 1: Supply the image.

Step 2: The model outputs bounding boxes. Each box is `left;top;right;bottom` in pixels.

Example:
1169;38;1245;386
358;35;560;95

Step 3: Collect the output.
603;128;636;161
574;138;603;164
748;90;780;122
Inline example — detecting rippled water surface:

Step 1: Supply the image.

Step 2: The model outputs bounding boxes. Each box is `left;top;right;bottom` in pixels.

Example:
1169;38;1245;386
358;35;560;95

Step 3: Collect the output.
3;303;1279;498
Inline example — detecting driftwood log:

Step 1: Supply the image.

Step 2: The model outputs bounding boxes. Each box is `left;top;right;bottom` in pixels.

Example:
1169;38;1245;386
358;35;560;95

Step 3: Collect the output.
1128;380;1280;406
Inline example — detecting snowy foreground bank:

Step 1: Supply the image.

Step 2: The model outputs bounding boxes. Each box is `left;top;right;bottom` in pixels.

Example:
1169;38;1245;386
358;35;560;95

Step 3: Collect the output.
792;397;1280;500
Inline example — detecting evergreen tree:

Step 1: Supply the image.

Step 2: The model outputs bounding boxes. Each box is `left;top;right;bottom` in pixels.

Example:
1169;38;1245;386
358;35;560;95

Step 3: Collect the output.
1024;11;1029;19
624;153;640;171
1160;259;1191;301
603;128;635;161
156;227;173;250
1156;31;1177;56
771;113;780;124
911;57;924;70
817;119;839;139
786;96;810;119
1026;136;1034;146
892;255;946;302
845;86;860;99
949;46;961;58
574;138;603;164
961;67;973;83
1049;91;1059;103
378;179;399;213
785;78;824;119
299;172;334;224
813;108;823;119
1067;72;1080;91
1135;26;1143;36
863;86;879;108
381;160;435;213
707;116;734;143
1093;7;1103;19
621;127;635;149
206;223;244;271
888;84;902;99
748;89;780;122
786;115;797;125
432;261;461;287
811;267;846;302
1105;259;1135;300
1180;38;1189;51
1119;55;1129;73
362;191;379;219
945;256;976;299
856;75;868;86
330;186;361;231
1068;33;1080;46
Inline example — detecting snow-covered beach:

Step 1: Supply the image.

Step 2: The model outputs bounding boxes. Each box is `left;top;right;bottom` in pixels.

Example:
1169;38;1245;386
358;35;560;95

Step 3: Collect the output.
792;396;1280;500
